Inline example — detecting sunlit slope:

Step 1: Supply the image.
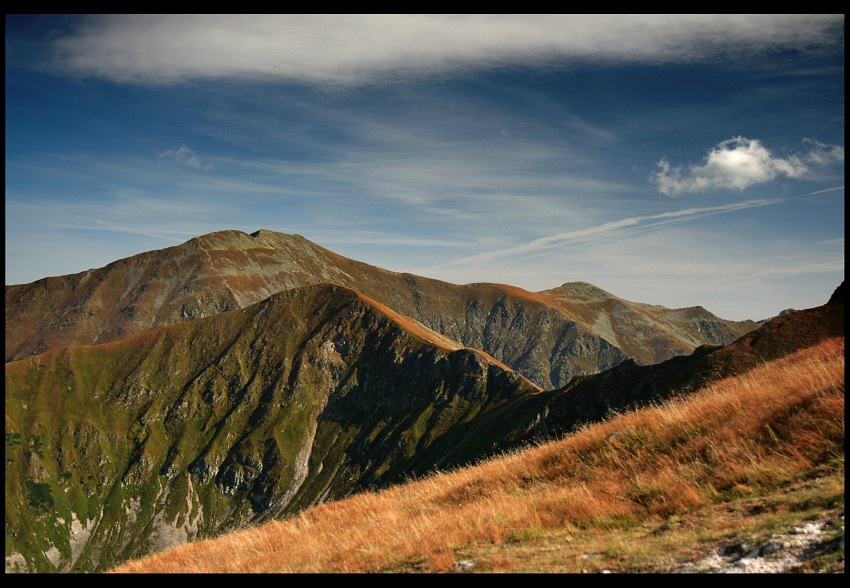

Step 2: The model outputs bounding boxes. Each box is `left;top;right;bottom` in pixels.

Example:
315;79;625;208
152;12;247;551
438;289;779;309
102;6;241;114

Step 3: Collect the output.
108;336;844;574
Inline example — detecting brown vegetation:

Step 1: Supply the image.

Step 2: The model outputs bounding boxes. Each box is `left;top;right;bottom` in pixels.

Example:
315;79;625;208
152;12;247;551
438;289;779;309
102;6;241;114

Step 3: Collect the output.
109;337;844;574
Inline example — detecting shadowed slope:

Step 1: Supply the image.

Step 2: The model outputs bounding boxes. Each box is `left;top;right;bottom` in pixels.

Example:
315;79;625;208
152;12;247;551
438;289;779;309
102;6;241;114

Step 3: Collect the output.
524;281;845;443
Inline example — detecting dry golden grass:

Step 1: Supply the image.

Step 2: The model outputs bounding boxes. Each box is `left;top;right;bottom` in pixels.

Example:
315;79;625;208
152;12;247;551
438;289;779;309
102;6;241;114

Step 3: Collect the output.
110;337;844;574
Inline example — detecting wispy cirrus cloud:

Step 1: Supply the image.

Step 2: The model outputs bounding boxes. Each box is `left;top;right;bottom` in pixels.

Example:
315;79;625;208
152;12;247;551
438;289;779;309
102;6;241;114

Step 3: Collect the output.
652;137;844;196
40;15;843;85
806;185;845;196
157;144;211;171
427;198;782;270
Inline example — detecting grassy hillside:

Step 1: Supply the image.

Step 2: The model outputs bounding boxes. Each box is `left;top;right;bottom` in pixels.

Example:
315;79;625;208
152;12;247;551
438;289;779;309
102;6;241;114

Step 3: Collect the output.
109;337;845;573
4;283;542;573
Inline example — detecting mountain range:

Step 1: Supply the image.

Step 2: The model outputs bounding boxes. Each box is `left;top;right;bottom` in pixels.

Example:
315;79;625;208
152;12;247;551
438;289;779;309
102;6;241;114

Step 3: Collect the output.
5;230;759;390
4;229;842;573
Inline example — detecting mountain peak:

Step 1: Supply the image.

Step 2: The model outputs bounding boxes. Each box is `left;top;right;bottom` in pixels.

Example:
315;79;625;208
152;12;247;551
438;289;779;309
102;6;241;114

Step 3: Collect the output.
187;229;314;250
552;281;616;302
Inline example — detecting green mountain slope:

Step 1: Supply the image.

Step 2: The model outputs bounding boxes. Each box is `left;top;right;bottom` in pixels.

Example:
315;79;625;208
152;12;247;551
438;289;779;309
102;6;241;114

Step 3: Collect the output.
5;283;542;573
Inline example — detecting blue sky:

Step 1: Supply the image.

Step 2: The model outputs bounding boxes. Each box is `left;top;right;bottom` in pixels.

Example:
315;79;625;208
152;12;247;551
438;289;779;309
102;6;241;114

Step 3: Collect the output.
5;15;844;321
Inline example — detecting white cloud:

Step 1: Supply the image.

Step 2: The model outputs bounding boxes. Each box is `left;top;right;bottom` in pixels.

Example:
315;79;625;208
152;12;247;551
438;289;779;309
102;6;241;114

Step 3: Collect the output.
801;138;845;166
652;137;843;196
44;15;843;85
157;145;210;171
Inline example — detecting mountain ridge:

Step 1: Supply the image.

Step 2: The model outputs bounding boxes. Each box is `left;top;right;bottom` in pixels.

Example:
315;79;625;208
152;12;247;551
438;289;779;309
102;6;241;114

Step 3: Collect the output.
5;229;758;390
